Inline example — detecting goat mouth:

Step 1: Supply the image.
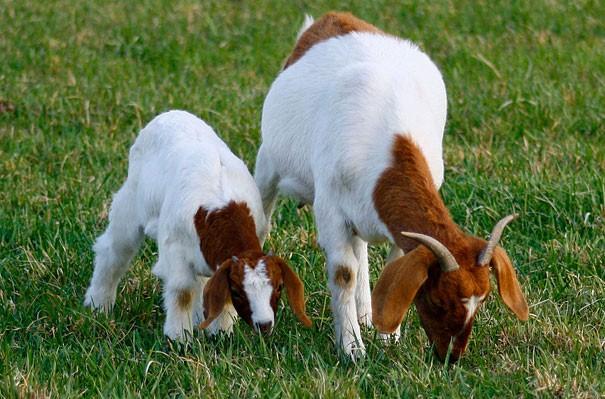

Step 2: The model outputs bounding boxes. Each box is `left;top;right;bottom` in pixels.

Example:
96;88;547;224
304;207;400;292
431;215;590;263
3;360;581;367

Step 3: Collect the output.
254;321;274;335
432;345;462;364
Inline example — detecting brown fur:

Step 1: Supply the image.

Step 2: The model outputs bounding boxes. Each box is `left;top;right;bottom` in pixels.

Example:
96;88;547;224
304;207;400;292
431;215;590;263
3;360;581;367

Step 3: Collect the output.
371;246;431;332
194;201;262;271
177;289;193;310
413;237;492;361
199;261;231;329
222;250;259;326
194;203;311;329
284;12;382;69
278;258;313;327
373;135;464;254
200;253;312;329
491;246;529;320
334;265;354;289
372;135;528;362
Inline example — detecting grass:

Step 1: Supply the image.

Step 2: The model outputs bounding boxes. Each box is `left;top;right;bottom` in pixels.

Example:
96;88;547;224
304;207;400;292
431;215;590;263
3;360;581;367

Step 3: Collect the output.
1;0;604;397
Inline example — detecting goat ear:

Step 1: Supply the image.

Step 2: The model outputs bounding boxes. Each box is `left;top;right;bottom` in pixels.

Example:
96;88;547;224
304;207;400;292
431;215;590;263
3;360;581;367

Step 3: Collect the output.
372;247;430;333
278;259;312;327
490;246;529;321
199;261;232;329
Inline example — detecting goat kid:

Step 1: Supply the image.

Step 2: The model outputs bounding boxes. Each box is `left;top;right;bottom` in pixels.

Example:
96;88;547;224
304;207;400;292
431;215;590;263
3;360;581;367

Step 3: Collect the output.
255;12;528;360
84;110;311;339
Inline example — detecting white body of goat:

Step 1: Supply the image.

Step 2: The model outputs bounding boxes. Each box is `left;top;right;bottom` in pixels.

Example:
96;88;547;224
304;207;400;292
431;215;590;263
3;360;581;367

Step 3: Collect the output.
255;23;447;356
85;110;267;339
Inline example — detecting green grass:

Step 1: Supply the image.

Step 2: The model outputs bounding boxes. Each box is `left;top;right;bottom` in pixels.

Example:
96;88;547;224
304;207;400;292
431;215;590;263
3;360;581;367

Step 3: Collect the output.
1;0;604;397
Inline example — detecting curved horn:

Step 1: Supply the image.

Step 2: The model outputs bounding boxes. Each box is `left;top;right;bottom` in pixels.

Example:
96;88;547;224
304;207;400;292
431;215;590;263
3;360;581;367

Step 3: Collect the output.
400;232;459;272
477;214;518;266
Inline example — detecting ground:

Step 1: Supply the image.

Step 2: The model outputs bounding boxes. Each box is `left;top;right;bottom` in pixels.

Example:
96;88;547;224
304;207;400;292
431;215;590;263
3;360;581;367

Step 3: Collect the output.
1;0;604;397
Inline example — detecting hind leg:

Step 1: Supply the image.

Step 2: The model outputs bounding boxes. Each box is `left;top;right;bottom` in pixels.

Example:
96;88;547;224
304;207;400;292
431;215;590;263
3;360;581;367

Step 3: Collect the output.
254;147;280;245
84;186;143;312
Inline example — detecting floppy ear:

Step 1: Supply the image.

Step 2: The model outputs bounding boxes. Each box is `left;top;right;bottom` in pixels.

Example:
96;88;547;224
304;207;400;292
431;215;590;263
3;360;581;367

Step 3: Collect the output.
490;246;529;321
199;261;231;329
278;259;312;327
372;247;430;333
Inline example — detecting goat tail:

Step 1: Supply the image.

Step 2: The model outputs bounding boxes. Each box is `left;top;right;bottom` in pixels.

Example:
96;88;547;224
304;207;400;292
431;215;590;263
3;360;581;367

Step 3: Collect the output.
296;14;315;40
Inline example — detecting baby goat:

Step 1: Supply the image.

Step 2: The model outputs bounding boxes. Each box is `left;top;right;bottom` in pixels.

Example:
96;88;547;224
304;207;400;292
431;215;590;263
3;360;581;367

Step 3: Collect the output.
85;110;311;339
255;12;528;360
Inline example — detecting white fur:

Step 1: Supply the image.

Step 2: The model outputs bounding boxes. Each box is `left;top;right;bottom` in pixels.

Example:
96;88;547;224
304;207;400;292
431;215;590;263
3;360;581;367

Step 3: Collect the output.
243;260;274;330
255;23;447;357
462;295;484;326
84;110;267;340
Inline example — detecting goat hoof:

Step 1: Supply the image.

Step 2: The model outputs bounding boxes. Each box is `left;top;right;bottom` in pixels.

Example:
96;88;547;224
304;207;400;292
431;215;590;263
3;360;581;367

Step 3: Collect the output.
83;290;114;313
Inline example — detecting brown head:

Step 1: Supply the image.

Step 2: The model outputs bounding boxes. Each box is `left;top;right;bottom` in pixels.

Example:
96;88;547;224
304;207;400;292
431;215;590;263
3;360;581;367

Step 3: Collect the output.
199;251;312;334
372;215;528;362
194;202;311;334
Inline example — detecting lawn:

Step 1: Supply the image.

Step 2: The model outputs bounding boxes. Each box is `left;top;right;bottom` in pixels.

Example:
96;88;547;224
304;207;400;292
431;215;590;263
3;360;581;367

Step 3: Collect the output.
1;0;604;397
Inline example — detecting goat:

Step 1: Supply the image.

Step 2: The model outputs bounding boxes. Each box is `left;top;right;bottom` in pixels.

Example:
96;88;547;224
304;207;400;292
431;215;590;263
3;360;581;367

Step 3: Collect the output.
254;12;528;360
84;110;311;339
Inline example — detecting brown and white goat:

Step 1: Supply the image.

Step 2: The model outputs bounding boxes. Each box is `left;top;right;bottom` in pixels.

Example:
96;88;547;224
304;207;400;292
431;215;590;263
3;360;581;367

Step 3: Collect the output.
370;137;528;362
254;12;528;360
84;110;311;339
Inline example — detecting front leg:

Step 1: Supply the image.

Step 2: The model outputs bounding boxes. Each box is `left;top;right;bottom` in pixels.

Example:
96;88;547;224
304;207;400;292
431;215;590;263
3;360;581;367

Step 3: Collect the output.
386;244;404;264
204;304;237;335
328;251;365;359
379;325;401;343
315;204;365;359
153;244;200;341
352;237;372;328
163;283;197;341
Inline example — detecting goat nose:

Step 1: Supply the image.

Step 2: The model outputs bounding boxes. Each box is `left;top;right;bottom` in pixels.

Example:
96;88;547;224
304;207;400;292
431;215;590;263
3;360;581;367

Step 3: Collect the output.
255;321;273;335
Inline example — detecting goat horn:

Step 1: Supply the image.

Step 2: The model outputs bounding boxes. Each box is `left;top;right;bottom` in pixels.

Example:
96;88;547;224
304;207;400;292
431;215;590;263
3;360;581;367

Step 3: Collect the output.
400;232;459;272
477;214;518;266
